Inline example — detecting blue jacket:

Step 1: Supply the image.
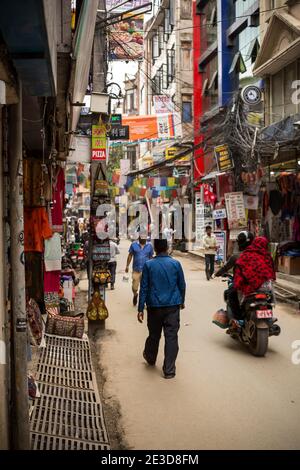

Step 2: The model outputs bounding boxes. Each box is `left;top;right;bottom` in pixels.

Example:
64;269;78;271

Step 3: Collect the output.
138;254;186;312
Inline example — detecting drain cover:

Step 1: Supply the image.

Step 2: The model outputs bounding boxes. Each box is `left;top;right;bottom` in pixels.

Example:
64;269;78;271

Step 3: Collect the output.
38;383;101;404
36;364;96;390
38;345;92;371
31;433;110;450
30;403;108;443
45;334;90;350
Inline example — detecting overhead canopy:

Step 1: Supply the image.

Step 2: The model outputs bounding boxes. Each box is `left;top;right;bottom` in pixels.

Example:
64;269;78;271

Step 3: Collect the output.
260;113;300;142
0;0;57;96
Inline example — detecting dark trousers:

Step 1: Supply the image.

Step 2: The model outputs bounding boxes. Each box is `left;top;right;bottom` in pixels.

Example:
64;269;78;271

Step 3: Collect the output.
144;307;180;376
205;254;215;279
227;287;241;320
108;261;117;287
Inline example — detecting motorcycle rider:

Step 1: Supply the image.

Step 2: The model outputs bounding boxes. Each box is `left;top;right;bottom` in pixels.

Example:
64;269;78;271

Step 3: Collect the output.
215;231;254;321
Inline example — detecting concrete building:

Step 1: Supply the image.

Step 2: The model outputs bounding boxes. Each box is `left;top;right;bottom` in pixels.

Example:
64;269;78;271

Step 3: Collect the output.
194;0;260;175
137;0;194;170
254;0;300;126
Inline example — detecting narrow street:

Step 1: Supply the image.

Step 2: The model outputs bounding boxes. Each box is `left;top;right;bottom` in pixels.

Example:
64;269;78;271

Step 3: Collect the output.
98;241;300;450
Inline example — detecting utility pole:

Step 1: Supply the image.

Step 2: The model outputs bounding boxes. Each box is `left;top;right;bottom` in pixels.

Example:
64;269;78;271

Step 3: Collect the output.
9;84;30;450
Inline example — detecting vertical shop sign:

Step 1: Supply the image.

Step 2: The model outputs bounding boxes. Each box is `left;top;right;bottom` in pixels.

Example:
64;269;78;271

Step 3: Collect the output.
214;231;227;264
92;125;107;161
225;192;247;229
195;193;204;244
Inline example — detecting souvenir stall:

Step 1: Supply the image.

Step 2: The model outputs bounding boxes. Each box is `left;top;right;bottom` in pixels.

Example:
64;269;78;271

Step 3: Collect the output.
260;170;300;275
24;156;84;350
86;163;110;325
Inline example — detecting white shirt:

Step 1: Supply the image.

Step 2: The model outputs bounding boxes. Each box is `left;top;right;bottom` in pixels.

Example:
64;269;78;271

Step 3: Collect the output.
109;241;120;263
203;234;217;255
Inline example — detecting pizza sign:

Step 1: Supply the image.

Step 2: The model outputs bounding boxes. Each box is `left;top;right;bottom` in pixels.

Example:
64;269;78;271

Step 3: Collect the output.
92;125;107;161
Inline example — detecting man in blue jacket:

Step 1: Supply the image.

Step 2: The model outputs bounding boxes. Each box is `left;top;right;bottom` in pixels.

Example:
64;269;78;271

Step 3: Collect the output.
138;239;186;379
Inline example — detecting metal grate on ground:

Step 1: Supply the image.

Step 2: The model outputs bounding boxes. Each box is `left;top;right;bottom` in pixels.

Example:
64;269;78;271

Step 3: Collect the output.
38;344;92;371
31;433;110;451
36;363;96;390
32;394;104;418
37;382;101;404
45;334;90;350
30;400;109;443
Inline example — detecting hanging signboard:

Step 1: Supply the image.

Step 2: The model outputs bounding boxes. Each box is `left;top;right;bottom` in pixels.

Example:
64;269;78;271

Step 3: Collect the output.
69;136;91;163
213;208;227;220
108;15;144;61
153;96;174;114
166;147;176;160
109;125;130;140
111;114;122;126
214;144;234;172
214;231;227;264
225;192;247;229
92;125;107;161
106;0;150;13
122;114;176;141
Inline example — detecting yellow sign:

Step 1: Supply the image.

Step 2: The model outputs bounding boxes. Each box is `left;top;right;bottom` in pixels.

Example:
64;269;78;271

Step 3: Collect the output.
166;147;177;160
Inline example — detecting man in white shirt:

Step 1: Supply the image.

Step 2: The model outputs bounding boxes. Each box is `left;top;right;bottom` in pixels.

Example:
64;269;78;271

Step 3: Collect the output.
203;225;218;281
108;239;120;290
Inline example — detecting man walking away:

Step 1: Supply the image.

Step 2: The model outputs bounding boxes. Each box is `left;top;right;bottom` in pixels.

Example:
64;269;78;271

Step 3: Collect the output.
203;225;217;281
108;239;120;290
126;237;153;306
138;239;186;379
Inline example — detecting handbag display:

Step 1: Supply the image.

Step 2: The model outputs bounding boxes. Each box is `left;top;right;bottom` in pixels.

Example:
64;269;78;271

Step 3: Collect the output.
86;291;109;321
45;310;84;338
94;164;109;197
92;268;111;285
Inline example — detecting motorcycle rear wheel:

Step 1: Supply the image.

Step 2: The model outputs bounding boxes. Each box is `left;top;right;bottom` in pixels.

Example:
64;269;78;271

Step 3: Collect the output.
249;328;269;357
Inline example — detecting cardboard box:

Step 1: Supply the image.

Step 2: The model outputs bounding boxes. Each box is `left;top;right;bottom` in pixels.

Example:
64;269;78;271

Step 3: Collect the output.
278;256;300;275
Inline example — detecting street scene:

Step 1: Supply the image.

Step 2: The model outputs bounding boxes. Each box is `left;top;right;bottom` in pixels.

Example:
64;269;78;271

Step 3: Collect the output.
0;0;300;456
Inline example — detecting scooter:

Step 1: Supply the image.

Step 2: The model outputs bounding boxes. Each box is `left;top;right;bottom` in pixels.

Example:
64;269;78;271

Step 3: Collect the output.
222;275;281;357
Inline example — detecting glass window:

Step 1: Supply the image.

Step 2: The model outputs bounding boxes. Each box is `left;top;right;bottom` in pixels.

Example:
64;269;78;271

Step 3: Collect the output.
182;101;192;123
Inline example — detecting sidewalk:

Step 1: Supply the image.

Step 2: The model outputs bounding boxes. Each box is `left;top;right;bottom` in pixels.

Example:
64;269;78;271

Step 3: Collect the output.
29;279;110;450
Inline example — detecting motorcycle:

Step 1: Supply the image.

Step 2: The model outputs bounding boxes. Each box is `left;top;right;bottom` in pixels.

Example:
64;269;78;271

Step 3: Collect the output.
222;274;281;357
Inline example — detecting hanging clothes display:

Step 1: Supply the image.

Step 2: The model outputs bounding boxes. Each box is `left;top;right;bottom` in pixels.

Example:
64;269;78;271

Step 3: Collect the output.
23;158;51;207
44;233;62;272
24;207;53;252
44;270;61;293
49;166;65;233
25;253;44;303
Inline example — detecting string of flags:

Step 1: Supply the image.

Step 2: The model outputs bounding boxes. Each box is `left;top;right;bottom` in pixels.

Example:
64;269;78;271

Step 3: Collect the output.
110;174;190;199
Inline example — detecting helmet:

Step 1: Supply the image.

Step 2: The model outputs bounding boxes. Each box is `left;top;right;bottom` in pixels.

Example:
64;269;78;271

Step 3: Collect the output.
237;231;254;250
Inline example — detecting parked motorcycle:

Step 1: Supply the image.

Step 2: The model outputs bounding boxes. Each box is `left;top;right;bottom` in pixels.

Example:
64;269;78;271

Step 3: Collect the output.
223;275;281;357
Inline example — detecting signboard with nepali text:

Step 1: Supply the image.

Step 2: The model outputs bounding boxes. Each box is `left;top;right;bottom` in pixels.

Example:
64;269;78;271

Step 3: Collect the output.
92;125;107;161
154;96;174;114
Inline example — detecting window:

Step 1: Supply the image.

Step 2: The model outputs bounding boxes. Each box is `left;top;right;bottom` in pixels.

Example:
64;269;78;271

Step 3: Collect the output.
181;0;192;19
200;0;217;47
247;38;260;64
167;47;176;86
181;41;192;71
229;52;246;75
152;34;159;64
182;100;192;123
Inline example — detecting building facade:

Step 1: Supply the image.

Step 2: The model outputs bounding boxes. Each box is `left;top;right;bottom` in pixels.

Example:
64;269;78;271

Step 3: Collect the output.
194;0;260;175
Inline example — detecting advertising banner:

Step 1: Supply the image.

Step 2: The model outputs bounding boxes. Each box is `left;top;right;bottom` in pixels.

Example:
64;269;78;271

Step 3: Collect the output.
214;231;227;264
153;96;174;114
106;0;149;13
122;114;176;141
108;15;144;61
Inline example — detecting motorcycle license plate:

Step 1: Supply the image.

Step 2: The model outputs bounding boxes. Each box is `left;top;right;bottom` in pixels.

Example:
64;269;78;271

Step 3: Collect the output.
256;309;273;319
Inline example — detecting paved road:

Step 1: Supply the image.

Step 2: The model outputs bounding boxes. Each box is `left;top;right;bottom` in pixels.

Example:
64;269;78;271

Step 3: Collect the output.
99;241;300;450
